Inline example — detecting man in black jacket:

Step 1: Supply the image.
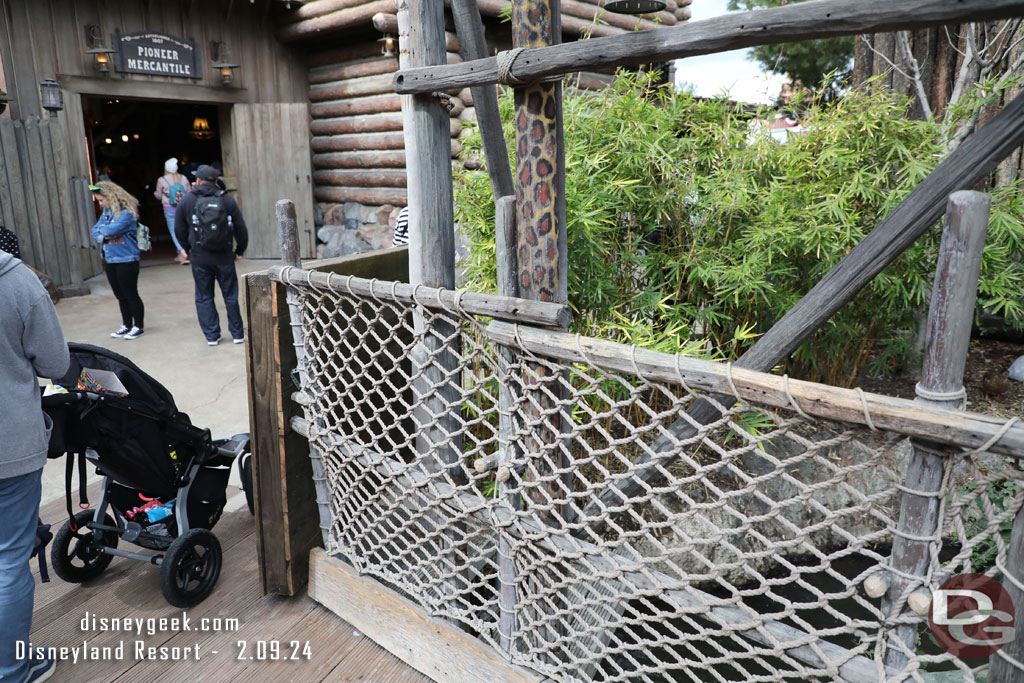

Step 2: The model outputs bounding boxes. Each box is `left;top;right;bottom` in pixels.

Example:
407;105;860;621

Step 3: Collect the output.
174;165;249;346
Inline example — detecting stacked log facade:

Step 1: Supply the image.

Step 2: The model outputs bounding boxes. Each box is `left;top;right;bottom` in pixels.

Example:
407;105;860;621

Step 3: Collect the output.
278;0;691;253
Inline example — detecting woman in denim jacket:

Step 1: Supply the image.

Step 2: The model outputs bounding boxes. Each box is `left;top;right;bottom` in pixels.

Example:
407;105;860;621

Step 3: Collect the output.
91;181;145;340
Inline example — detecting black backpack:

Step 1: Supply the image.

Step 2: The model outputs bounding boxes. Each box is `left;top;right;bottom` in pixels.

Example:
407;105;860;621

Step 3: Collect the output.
191;191;234;252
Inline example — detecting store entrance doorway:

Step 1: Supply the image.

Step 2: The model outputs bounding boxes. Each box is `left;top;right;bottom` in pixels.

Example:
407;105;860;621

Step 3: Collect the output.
83;96;224;264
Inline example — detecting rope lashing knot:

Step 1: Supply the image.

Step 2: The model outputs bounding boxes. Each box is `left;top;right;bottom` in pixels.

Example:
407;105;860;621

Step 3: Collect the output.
431;91;455;112
914;382;967;408
496;48;528;86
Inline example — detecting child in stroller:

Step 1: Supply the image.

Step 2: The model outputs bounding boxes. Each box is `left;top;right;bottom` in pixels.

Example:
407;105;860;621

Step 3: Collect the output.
42;342;253;608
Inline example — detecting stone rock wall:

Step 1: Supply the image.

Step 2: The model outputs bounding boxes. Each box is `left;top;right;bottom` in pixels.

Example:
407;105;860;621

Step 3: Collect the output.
316;201;403;258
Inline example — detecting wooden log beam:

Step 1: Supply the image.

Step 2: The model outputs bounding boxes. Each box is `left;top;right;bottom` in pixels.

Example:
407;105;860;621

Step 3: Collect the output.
308;42;385;67
278;0;375;23
309;56;399;84
311;94;402;118
313;168;409;187
312;131;406;152
313;186;408;205
560;0;676;29
450;0;515;200
372;11;399;33
278;0;398;42
311;74;398;101
579;85;1024;525
312;150;407;169
310;112;405;135
394;0;1024;94
473;0;625;38
991;506;1024;682
268;265;571;327
484;321;1024;458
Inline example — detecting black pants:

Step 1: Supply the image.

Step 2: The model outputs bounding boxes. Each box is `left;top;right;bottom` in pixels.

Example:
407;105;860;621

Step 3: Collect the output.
104;261;144;329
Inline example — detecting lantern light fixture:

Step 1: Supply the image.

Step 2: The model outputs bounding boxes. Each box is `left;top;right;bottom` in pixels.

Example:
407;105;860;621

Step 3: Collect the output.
210;41;239;85
39;79;64;114
379;34;397;57
87;43;117;73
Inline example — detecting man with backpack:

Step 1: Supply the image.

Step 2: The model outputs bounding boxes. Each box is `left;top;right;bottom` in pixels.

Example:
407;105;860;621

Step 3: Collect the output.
174;165;249;346
154;157;191;264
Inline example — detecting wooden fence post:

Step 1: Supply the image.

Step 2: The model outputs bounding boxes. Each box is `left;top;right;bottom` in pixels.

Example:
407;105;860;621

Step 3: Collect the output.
882;190;991;671
989;505;1024;681
495;194;521;655
276;199;333;548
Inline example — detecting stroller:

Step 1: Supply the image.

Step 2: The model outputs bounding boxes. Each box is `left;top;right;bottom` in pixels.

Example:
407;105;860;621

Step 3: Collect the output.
42;343;254;608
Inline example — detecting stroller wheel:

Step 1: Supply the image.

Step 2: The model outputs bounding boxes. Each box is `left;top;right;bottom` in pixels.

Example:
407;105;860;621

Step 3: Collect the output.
51;511;118;583
160;529;222;608
239;451;254;516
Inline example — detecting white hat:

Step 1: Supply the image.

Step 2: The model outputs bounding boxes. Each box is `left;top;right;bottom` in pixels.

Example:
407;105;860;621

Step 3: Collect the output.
164;157;178;174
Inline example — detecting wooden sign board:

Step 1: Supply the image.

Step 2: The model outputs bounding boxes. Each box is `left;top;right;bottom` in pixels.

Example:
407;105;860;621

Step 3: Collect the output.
114;31;199;79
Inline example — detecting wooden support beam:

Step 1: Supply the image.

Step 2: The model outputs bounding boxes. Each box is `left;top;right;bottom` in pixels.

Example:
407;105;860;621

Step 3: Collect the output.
268;265;571;327
991;505;1024;682
449;0;515;200
580;86;1024;525
394;0;1024;93
371;11;399;33
484;321;1024;457
883;191;991;671
309;549;542;682
309;56;399;84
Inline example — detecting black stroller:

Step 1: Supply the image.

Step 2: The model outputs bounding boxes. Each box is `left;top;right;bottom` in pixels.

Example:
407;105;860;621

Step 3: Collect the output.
42;343;254;608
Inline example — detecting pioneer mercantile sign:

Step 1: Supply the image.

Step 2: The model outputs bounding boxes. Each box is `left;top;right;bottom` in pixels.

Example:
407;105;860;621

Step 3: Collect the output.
114;31;199;78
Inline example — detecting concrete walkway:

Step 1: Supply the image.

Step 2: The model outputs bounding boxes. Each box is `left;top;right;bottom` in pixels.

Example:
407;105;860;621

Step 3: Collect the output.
44;257;273;505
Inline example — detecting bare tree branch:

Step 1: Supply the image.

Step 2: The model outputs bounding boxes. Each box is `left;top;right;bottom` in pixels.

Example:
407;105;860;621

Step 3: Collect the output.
896;31;934;120
859;35;914;83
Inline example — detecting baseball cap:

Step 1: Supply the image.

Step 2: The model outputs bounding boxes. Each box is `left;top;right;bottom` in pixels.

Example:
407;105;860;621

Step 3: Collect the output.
195;165;219;181
89;184;102;192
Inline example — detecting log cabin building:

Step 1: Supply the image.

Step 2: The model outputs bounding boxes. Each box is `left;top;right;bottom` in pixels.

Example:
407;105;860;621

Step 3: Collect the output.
0;0;689;292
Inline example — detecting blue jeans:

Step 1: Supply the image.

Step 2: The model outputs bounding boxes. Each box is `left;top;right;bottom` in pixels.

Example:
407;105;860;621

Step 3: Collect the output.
191;262;244;341
164;209;184;253
0;469;42;682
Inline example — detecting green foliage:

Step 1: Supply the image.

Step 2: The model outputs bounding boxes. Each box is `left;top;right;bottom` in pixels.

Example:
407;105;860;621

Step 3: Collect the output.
727;0;853;102
454;71;1024;385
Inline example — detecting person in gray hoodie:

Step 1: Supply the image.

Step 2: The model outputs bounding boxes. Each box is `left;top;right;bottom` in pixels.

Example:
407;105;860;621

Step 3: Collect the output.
0;250;69;682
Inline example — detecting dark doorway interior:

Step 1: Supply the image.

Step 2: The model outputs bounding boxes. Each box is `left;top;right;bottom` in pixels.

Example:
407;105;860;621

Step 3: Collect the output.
83;96;224;262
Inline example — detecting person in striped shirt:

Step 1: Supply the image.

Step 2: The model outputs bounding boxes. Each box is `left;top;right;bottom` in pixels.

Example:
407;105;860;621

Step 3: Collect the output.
392;206;409;247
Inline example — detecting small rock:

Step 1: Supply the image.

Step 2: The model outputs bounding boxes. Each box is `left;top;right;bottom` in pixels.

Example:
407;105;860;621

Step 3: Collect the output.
344;217;360;231
322;203;345;226
1009;355;1024;382
375;204;395;226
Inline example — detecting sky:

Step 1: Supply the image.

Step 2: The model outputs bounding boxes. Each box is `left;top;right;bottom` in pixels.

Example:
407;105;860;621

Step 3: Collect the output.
674;0;787;105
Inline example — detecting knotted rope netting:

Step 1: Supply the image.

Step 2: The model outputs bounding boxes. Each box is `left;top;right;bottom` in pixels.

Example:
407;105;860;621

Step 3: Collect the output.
272;265;1024;683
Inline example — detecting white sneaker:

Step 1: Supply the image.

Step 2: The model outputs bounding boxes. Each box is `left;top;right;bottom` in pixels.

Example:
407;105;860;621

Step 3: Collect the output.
111;325;130;338
207;338;221;346
233;338;245;344
124;326;144;340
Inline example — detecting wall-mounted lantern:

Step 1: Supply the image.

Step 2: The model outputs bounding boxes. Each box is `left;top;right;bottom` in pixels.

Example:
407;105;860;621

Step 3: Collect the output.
379;34;397;57
85;25;117;74
211;42;240;85
39;79;64;115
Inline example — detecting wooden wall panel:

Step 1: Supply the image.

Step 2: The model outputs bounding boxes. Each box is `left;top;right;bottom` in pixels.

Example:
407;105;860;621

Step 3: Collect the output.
232;102;315;259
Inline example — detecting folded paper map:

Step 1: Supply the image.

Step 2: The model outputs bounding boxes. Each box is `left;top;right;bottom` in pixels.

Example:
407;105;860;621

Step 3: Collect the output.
76;368;128;397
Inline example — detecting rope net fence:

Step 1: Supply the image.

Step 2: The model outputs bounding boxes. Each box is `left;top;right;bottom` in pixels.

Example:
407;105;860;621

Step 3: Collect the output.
274;267;1024;683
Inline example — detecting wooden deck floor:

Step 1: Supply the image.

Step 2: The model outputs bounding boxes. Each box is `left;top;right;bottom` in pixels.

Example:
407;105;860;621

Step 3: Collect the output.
32;489;432;683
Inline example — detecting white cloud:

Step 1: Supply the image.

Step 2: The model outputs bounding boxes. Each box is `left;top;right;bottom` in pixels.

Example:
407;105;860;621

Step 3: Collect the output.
674;0;786;105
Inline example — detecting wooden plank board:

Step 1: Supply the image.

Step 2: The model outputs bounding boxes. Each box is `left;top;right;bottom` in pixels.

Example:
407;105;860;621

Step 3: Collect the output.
309;549;541;683
244;272;293;595
394;0;1024;93
29;119;70;285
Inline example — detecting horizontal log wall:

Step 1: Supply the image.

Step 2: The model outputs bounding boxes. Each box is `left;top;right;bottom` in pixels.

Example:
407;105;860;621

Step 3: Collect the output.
295;1;688;249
